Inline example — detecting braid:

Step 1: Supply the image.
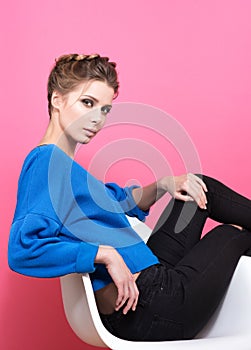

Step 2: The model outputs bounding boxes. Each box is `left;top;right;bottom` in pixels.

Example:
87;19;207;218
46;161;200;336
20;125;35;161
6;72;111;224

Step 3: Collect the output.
47;53;119;117
55;53;102;65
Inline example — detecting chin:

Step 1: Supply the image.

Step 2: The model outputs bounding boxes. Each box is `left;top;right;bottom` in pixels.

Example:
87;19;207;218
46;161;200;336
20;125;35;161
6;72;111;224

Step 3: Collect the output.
78;137;92;144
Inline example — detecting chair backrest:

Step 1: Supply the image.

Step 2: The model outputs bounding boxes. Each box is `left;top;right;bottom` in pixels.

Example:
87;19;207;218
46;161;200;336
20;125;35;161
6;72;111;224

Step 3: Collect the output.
60;216;151;347
60;272;107;347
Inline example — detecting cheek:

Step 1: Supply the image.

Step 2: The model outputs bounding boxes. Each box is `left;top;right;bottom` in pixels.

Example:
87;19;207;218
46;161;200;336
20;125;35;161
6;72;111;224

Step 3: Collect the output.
63;105;83;122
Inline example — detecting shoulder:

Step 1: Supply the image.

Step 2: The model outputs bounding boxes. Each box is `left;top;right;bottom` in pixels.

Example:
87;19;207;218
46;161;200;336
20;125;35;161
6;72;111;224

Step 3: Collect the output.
22;144;54;167
22;144;71;171
19;145;63;189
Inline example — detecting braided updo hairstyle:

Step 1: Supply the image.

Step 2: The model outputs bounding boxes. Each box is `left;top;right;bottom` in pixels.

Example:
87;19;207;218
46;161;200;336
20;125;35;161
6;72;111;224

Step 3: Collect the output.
47;53;119;117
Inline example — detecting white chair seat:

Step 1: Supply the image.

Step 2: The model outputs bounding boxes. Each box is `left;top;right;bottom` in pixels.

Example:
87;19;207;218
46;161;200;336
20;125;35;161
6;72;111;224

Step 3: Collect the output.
60;217;251;349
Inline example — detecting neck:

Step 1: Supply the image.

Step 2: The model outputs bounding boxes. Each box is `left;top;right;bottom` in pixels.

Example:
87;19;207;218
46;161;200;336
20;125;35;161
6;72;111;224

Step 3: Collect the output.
38;119;77;159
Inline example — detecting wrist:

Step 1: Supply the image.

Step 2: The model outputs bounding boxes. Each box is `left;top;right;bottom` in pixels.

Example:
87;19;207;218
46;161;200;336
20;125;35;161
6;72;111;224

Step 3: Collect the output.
158;176;172;193
95;245;115;265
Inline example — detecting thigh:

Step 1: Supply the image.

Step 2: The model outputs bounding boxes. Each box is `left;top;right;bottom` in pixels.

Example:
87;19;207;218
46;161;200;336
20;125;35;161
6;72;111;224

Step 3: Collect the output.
147;198;208;268
175;224;251;338
101;264;186;341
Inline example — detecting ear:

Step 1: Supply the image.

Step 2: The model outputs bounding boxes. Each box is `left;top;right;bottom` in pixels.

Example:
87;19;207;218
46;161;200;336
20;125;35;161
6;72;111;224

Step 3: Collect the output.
51;90;64;112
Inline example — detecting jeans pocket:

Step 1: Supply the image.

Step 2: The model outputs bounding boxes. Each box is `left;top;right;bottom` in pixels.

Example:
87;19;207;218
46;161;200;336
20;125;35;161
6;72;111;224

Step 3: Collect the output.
143;314;184;341
136;264;164;306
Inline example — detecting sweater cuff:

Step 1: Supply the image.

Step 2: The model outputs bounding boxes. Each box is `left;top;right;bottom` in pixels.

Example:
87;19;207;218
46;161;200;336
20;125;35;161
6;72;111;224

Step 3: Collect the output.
75;242;99;273
123;185;150;222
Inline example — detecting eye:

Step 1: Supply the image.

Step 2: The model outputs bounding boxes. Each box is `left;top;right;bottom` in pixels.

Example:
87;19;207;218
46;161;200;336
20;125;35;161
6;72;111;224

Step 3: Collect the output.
81;98;94;108
101;105;112;115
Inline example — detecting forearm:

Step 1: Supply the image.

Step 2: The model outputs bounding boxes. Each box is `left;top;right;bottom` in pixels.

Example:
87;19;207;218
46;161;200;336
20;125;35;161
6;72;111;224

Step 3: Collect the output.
132;173;208;212
95;245;139;315
132;176;172;211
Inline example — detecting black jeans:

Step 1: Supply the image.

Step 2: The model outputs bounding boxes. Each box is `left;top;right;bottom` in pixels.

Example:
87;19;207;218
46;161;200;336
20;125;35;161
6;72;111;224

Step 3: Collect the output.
100;175;251;341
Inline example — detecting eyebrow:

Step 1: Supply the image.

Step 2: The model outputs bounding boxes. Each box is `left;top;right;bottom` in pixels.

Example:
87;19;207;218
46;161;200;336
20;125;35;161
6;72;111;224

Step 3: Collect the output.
83;94;99;103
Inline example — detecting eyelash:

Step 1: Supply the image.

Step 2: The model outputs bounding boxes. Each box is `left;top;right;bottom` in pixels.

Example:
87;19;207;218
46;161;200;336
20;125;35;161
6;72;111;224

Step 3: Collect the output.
101;105;112;115
81;98;112;115
81;99;94;108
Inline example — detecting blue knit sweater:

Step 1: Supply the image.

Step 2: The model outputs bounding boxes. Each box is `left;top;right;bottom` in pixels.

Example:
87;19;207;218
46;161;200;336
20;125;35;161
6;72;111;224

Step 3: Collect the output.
8;145;159;291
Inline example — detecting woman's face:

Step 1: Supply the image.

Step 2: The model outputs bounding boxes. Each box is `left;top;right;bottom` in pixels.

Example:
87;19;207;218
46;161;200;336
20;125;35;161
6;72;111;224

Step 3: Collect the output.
55;80;115;144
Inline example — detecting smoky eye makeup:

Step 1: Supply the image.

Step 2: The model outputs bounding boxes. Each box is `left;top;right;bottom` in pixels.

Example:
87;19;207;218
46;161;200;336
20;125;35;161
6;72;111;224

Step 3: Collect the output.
80;95;112;115
101;105;112;115
81;98;94;107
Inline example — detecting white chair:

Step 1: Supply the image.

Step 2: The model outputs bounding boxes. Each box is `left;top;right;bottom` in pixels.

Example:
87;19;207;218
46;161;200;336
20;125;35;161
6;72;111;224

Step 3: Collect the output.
60;217;251;349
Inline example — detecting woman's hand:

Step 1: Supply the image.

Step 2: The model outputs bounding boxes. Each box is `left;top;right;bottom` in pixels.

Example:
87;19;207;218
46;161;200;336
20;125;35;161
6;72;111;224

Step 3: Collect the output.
161;173;208;209
95;246;139;315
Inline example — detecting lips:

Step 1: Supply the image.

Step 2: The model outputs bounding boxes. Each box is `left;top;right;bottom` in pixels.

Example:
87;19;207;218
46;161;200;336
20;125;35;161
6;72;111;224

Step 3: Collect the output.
83;128;97;136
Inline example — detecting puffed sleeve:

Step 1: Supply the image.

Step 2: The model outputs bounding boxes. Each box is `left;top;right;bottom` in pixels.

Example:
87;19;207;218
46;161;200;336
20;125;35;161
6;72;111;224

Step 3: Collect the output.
104;183;150;222
8;213;98;278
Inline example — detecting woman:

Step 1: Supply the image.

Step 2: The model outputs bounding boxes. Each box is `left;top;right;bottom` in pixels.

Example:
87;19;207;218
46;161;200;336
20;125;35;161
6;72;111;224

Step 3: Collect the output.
8;53;251;341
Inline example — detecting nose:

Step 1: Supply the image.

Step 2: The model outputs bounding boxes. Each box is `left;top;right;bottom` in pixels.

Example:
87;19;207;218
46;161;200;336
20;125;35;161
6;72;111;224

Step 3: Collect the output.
90;108;103;124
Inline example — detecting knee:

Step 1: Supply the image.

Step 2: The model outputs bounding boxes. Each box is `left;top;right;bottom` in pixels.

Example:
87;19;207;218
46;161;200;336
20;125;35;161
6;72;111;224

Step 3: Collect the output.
194;173;204;179
194;173;209;186
193;174;215;194
194;173;212;183
214;224;244;236
228;224;244;231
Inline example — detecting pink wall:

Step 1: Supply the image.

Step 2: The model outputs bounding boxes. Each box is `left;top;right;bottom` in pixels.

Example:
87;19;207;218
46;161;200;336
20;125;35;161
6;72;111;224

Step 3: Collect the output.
1;1;251;349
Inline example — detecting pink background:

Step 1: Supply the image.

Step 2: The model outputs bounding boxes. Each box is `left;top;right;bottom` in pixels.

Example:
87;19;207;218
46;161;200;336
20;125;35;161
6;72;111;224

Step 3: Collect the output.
1;1;251;349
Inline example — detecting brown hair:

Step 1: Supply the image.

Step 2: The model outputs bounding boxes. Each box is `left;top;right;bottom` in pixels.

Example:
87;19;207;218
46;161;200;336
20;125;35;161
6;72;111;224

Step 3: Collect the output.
47;53;119;117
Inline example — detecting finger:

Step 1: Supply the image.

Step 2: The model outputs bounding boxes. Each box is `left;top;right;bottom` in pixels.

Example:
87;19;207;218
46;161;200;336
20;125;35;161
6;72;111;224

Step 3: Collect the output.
116;280;132;311
123;283;139;315
186;181;207;209
194;183;207;208
174;188;195;201
187;173;207;197
129;282;139;312
186;195;195;202
132;285;139;311
197;192;207;209
200;189;208;207
174;193;191;202
191;182;207;206
190;177;207;198
123;296;133;315
194;188;207;209
116;281;129;307
116;298;127;311
115;284;124;310
191;174;208;192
